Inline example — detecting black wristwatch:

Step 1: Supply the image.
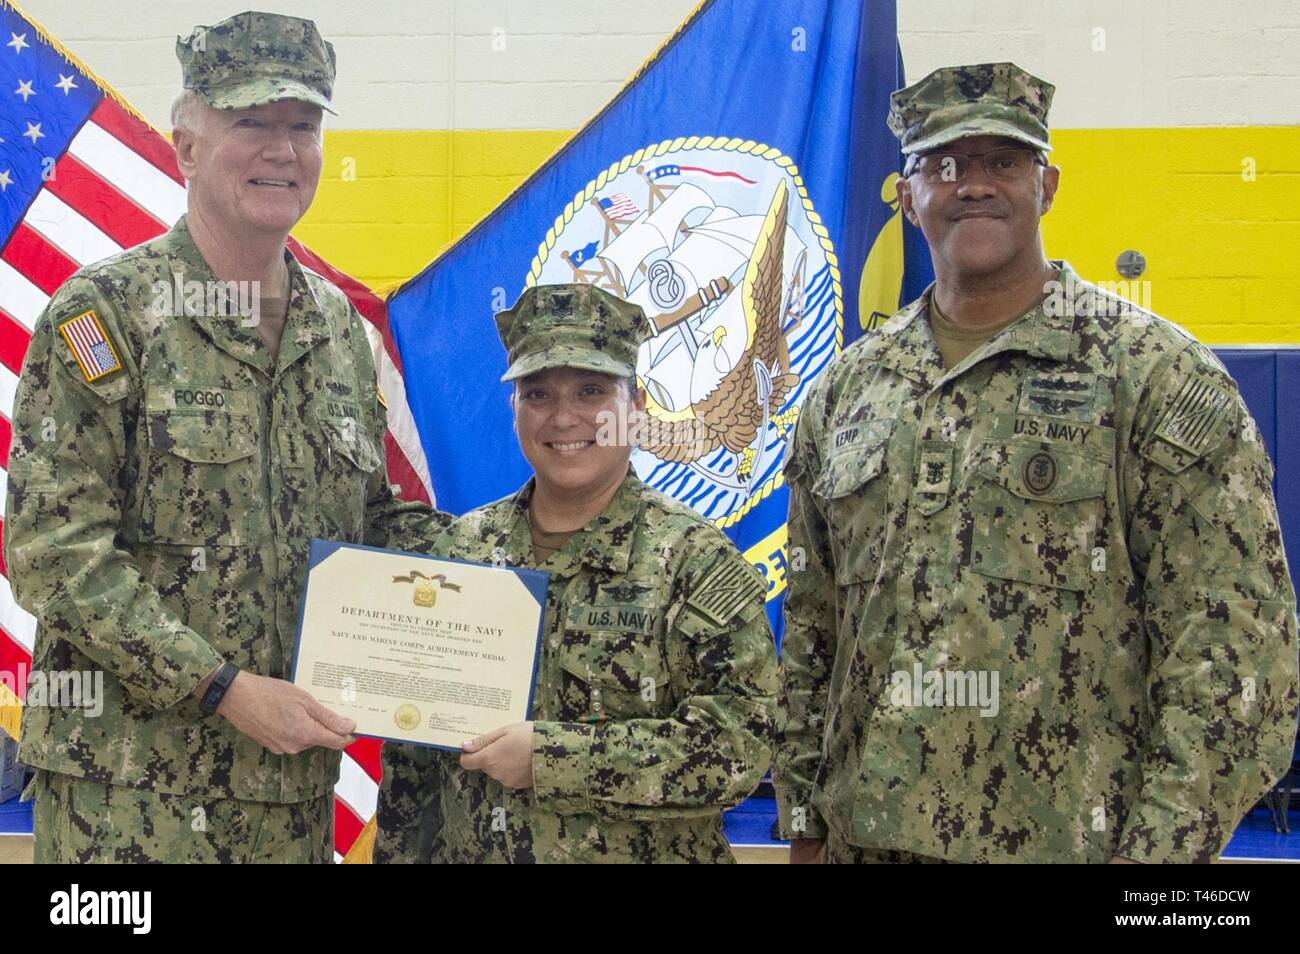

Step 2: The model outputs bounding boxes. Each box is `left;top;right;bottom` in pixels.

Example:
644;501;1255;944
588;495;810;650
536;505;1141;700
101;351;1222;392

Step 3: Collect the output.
199;662;240;715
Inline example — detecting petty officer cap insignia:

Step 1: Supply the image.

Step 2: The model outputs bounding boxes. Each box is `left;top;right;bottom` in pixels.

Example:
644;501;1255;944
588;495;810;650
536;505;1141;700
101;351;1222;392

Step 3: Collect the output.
888;62;1054;156
177;10;338;114
495;284;651;383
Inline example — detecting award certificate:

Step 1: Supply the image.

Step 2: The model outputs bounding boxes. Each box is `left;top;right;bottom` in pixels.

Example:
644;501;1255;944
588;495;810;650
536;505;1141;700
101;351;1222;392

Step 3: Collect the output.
291;540;547;750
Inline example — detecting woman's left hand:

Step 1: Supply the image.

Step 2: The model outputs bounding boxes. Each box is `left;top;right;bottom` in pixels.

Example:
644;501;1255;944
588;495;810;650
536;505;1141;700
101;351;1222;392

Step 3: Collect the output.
460;722;536;790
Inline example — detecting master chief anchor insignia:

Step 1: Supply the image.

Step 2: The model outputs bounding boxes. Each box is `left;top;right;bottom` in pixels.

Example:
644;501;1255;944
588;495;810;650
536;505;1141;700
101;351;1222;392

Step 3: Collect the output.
1024;451;1058;495
392;570;463;608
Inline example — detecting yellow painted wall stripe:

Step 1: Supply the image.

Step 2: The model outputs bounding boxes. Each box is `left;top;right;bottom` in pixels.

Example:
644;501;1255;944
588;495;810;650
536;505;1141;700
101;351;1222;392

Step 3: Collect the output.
1043;127;1300;344
296;125;1299;346
298;130;569;291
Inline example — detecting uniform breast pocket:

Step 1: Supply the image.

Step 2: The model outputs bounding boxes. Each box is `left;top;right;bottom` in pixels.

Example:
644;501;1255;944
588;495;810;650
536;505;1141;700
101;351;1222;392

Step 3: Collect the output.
968;440;1109;592
314;409;382;540
141;411;257;546
811;421;893;586
553;636;670;724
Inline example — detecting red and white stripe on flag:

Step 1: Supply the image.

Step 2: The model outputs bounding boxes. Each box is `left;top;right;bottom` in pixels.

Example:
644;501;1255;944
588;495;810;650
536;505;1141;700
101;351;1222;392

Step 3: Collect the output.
0;6;427;862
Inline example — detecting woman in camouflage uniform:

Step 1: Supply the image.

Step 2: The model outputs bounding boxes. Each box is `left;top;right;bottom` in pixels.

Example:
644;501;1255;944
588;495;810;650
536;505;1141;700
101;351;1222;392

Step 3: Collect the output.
376;283;778;863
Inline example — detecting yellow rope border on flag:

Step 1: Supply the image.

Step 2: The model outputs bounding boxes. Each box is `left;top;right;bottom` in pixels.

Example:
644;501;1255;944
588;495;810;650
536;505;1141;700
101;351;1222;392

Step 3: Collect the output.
342;816;377;864
526;136;843;530
0;683;22;742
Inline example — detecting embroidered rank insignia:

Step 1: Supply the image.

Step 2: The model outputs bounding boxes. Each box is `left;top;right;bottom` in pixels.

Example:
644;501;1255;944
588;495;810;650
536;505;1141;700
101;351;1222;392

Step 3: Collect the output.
687;558;758;626
58;310;122;383
1155;375;1232;455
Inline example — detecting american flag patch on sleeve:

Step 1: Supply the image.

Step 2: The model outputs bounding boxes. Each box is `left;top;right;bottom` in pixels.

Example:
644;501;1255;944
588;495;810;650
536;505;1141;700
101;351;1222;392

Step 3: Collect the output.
1154;374;1232;456
687;556;760;626
58;310;123;383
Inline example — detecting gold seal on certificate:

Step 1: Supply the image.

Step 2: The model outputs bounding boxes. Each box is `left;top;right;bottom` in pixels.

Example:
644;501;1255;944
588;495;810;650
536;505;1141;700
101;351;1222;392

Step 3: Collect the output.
393;704;421;731
291;540;547;750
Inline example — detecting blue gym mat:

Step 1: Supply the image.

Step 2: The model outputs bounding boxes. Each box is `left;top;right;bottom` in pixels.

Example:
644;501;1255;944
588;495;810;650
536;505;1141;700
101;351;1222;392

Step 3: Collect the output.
2;792;1295;860
720;797;1300;861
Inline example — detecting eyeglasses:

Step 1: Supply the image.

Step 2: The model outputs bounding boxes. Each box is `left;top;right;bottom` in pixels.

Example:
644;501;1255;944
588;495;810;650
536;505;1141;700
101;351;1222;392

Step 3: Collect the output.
905;148;1046;183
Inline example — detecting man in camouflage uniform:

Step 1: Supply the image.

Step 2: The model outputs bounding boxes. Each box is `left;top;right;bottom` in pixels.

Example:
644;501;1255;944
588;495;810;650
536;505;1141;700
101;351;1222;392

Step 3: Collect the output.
774;63;1299;863
5;12;446;863
376;284;778;862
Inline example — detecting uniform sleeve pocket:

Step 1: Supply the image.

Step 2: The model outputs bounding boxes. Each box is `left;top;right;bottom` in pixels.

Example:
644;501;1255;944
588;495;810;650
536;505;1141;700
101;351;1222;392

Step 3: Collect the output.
5;455;59;549
10;455;57;491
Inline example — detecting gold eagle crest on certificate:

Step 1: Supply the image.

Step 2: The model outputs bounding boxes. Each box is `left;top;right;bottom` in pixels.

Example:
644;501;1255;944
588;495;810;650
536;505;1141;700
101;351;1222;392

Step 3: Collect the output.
391;570;462;607
414;579;436;607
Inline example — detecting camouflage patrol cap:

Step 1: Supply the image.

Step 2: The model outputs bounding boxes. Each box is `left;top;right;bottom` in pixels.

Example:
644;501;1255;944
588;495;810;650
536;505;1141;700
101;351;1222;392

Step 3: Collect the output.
888;62;1054;155
176;11;337;114
496;284;650;383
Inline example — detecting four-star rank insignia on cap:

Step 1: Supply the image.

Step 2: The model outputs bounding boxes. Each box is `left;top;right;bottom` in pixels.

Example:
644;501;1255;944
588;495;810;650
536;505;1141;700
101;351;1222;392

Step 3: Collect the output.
58;310;122;383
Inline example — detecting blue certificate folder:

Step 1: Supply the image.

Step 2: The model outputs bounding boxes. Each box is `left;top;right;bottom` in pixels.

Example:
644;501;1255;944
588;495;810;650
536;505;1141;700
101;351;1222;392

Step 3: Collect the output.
291;538;550;752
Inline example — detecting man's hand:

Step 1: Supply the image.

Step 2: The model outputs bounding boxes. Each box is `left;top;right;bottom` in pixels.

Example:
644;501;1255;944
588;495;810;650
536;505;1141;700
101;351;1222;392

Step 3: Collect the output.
216;671;356;755
789;838;825;864
459;722;535;790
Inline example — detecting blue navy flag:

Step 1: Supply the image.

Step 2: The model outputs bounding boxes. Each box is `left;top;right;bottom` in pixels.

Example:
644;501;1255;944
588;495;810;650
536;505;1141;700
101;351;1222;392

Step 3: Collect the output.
567;240;600;267
388;0;932;641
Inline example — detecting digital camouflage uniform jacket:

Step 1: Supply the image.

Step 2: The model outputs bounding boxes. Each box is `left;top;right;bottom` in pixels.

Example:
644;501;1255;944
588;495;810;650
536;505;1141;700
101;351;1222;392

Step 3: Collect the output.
774;263;1299;863
5;216;446;803
376;471;778;863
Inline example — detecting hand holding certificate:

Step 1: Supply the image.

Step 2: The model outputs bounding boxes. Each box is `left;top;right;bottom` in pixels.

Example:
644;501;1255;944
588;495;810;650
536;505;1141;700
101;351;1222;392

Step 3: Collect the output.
291;540;547;750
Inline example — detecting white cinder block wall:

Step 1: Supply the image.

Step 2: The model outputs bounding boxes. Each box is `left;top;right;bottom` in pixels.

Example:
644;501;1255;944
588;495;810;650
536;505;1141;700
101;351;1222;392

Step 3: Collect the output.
16;0;1300;131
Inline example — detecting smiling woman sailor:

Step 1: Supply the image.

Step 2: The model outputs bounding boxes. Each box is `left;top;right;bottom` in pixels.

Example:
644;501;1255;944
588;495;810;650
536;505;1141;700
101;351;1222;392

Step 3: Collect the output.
376;283;779;863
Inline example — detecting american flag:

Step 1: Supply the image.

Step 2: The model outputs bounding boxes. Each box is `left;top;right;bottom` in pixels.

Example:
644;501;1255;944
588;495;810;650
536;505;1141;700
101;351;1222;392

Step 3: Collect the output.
597;192;640;219
57;310;121;381
0;1;430;862
648;162;757;185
